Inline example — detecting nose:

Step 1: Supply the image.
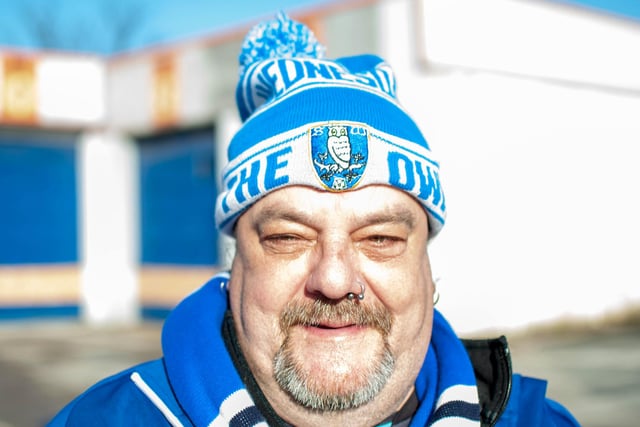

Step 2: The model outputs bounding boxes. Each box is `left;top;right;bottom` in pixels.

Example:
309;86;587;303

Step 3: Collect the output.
306;237;363;301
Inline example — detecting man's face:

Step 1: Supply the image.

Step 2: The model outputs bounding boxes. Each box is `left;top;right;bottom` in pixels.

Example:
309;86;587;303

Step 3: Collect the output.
228;185;435;423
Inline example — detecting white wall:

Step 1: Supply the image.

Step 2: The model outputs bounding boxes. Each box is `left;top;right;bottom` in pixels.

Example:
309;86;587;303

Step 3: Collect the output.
0;52;104;126
38;56;105;126
107;57;152;132
418;0;640;91
379;0;640;333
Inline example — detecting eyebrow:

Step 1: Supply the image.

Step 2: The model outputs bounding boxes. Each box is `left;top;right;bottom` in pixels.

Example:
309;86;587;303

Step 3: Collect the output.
253;205;417;230
252;207;312;229
358;209;417;229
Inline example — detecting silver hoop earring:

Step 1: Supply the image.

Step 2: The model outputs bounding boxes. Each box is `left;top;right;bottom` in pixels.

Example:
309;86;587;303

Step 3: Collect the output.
347;282;365;301
433;278;440;306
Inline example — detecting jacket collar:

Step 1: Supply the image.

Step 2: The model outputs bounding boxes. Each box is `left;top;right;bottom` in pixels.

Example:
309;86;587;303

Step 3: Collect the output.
462;336;513;426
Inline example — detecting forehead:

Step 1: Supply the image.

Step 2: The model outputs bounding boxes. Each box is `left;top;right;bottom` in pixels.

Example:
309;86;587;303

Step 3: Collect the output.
244;185;428;229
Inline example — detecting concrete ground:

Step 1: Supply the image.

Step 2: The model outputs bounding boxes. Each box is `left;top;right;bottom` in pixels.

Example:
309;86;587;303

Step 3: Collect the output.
0;322;162;427
0;320;638;427
507;324;640;427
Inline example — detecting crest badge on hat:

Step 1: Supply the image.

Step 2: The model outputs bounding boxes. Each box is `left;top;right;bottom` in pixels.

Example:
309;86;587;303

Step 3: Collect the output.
310;123;368;191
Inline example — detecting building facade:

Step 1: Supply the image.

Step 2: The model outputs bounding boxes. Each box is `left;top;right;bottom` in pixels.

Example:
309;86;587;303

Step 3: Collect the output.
1;0;639;332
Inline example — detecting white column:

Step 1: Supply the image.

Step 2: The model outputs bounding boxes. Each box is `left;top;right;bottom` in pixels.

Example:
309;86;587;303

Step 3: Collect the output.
78;130;139;325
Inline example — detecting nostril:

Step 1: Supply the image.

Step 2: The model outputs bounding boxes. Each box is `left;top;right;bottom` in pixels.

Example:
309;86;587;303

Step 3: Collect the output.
305;241;360;300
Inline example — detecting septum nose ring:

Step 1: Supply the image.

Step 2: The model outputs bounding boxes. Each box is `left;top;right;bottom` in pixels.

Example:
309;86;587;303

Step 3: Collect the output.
347;282;365;301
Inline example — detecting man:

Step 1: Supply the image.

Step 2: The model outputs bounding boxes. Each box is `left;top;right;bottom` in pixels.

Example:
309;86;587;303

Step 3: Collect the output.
49;13;580;427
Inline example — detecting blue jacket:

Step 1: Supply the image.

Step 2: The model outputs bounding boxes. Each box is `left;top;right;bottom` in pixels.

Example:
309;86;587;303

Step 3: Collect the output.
48;276;581;427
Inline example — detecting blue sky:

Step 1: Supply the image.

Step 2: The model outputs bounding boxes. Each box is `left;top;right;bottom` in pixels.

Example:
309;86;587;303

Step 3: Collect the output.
0;0;335;54
0;0;638;54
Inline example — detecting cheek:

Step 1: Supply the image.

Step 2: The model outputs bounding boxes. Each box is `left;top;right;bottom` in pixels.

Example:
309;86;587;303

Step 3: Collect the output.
385;276;433;364
364;257;432;312
240;258;310;310
229;250;310;346
362;255;433;347
228;261;283;375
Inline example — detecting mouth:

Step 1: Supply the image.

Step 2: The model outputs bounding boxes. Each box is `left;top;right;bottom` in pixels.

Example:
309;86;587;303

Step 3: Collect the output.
301;321;366;339
312;321;357;330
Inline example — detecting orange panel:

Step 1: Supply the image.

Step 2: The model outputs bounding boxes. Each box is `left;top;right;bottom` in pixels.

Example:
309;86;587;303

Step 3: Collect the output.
1;56;38;125
153;53;179;128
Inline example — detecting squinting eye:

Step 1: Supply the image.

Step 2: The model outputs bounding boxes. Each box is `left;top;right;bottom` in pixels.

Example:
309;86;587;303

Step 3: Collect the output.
368;235;399;246
266;234;298;242
261;233;313;255
357;234;407;260
263;234;299;245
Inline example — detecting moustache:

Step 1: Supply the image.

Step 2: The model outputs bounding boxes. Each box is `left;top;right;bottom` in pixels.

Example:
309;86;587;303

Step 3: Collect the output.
280;298;393;336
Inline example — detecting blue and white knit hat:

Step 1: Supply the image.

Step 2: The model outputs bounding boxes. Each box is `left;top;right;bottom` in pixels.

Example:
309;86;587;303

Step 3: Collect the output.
215;12;446;237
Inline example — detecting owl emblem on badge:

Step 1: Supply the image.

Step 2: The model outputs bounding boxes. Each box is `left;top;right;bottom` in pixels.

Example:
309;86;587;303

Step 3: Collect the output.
327;125;351;172
310;123;368;191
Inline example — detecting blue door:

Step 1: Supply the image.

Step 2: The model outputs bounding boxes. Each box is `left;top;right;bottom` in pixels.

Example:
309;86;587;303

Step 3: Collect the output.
0;131;78;265
139;127;219;266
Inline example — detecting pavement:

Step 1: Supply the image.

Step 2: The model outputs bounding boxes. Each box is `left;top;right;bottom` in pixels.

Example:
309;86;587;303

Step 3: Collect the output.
0;321;162;427
506;324;640;427
0;320;638;427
